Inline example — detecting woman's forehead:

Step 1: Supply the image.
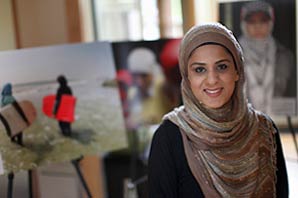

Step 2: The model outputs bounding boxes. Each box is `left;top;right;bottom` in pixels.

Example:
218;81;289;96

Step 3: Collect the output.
189;44;233;60
246;11;271;22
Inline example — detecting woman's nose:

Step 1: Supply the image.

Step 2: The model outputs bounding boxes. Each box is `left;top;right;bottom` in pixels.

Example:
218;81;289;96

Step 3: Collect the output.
206;70;219;85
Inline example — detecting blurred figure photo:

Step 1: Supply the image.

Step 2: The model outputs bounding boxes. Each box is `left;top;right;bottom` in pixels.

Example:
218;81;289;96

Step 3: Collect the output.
238;1;296;114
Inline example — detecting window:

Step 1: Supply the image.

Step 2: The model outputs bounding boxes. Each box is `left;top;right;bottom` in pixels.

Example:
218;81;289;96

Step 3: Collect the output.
92;0;182;41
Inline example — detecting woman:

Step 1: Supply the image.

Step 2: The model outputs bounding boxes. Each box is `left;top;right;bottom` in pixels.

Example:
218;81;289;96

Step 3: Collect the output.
54;75;73;136
148;23;288;197
239;1;295;114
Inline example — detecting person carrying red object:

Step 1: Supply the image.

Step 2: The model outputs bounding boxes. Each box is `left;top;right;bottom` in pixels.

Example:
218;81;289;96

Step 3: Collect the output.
54;75;73;137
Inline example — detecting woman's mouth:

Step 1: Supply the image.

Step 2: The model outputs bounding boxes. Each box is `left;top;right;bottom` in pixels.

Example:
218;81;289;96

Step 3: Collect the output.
204;88;222;97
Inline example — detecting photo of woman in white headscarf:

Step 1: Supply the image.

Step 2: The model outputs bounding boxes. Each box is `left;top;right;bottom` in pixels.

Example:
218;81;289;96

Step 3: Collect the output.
239;0;296;114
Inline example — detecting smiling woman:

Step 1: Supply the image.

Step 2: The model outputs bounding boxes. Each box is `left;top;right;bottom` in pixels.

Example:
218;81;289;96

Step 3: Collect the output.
187;44;239;109
148;23;288;198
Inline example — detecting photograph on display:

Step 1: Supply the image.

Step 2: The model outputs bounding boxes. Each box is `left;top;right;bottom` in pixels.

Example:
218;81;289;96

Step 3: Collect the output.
219;0;297;116
112;39;182;157
0;42;127;174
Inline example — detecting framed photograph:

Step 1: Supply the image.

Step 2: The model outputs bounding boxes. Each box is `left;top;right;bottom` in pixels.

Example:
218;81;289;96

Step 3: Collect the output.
219;0;297;116
0;42;127;174
112;39;182;130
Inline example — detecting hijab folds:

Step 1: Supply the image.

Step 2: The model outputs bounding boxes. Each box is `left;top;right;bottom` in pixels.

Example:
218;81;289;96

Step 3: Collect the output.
164;23;277;197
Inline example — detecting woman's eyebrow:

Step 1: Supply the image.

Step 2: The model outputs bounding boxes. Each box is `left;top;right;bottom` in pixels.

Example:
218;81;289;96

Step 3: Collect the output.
189;59;231;67
189;62;205;67
215;59;231;64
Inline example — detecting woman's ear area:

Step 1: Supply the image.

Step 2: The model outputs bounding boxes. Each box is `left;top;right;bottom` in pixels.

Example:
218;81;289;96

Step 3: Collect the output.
235;71;240;82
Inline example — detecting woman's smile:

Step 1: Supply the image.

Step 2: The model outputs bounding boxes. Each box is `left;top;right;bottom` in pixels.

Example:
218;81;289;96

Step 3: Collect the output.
204;87;223;97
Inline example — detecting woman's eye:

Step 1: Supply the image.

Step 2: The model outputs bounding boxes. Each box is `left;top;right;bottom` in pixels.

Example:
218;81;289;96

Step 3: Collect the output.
217;64;228;71
195;67;206;73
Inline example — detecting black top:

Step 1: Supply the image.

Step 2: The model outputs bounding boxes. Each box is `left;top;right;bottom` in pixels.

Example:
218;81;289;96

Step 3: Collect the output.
148;119;288;198
54;84;72;115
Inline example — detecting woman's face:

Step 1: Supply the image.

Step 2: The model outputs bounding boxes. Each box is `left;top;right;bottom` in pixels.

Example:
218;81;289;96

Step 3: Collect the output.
245;12;271;39
187;44;239;109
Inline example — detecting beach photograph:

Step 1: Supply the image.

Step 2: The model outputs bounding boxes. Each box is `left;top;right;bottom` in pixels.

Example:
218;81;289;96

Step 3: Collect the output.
0;42;127;174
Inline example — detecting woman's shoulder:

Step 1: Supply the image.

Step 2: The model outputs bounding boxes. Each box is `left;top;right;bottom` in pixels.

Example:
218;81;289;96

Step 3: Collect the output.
152;119;182;146
275;40;293;53
155;119;180;135
250;107;278;133
150;119;190;173
159;119;180;129
275;40;294;60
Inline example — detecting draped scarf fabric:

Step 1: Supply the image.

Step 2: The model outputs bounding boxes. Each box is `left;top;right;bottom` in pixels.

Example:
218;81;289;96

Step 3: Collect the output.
163;23;277;197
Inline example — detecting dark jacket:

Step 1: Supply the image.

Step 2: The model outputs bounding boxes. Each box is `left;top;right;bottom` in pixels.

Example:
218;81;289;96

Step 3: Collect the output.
54;79;72;115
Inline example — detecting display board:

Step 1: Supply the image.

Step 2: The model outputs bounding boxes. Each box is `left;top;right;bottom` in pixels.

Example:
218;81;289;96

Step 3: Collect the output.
0;42;127;174
219;0;297;116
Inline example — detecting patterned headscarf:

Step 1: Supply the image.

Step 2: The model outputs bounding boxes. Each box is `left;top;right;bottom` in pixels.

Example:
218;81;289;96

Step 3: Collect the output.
164;23;277;197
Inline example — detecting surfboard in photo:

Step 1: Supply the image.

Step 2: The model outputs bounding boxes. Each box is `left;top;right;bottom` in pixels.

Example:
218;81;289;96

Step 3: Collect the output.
42;94;76;123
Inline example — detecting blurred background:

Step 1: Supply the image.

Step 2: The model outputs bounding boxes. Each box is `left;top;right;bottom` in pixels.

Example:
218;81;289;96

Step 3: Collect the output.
0;0;297;198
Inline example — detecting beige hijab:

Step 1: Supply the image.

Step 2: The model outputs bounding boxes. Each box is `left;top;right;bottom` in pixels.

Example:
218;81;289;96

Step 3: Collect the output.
164;23;277;197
